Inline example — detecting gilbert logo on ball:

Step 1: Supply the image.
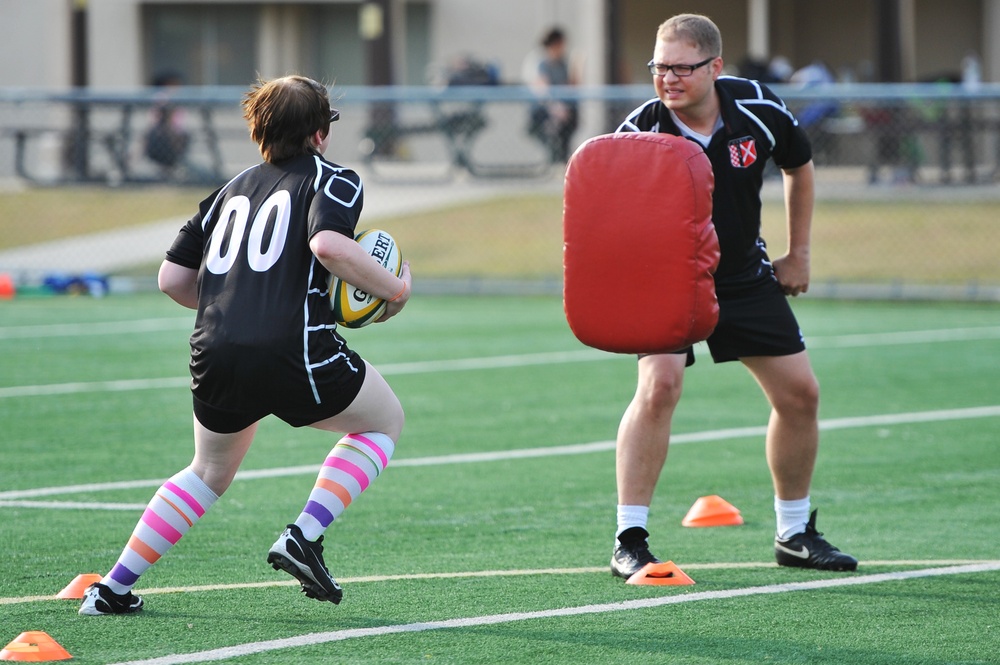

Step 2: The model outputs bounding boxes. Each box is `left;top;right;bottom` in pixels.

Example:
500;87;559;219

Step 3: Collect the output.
330;229;402;328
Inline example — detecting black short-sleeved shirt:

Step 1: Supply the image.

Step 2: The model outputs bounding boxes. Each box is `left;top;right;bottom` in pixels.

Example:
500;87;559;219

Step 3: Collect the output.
617;76;812;292
165;153;367;424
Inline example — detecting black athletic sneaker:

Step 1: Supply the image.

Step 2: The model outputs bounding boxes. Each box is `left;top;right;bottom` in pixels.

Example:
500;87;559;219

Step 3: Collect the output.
79;582;144;615
774;509;858;571
610;527;662;579
267;524;343;604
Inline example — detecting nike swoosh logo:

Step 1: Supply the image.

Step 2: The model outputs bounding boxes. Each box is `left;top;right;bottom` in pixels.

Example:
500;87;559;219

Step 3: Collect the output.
776;543;811;559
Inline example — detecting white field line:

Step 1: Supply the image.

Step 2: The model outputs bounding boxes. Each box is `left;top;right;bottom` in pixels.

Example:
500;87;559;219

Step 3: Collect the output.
102;562;1000;665
0;317;194;340
0;500;149;510
3;325;1000;400
0;376;190;398
1;405;998;506
2;317;999;345
1;352;607;399
3;560;996;607
805;326;1000;348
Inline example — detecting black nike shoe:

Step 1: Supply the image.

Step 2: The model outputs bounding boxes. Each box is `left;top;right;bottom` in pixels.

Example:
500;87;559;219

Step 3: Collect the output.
611;527;662;579
79;583;144;615
774;509;858;571
267;524;343;604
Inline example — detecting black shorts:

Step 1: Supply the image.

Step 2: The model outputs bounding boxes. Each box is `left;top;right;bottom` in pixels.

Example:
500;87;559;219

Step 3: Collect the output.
190;338;367;434
663;277;806;366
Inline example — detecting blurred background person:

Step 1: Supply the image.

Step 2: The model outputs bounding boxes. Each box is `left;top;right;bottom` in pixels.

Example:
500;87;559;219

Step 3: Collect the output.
144;71;191;176
525;27;580;162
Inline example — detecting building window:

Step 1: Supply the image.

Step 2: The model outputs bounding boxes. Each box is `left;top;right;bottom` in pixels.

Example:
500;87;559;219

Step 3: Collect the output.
300;4;366;86
402;1;432;86
298;1;432;86
144;4;260;86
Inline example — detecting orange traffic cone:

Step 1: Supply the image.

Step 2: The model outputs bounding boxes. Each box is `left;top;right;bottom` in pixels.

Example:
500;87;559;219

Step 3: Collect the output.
0;631;72;662
56;574;102;600
682;495;744;527
625;560;695;586
0;274;15;300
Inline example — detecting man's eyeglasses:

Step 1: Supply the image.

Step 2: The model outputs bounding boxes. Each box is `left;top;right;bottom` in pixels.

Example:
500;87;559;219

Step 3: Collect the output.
329;108;340;123
647;57;716;78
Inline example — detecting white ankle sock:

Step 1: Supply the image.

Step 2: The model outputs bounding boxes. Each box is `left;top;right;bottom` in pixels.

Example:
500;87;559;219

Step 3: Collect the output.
615;505;650;541
774;496;810;539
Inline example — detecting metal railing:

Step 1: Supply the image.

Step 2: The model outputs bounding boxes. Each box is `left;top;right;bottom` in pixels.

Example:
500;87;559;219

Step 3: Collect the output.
2;83;999;186
1;84;998;300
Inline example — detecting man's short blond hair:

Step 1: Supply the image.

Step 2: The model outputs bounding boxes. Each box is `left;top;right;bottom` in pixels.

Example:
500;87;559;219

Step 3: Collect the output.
656;14;722;58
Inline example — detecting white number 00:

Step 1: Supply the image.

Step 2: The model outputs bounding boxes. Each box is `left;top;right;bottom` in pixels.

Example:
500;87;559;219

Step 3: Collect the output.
206;190;292;274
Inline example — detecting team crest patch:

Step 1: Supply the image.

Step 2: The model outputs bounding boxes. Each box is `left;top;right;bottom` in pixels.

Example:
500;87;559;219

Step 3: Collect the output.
729;137;757;168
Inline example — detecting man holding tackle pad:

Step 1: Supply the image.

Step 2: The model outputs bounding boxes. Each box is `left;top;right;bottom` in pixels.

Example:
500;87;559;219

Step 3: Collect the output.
563;13;857;579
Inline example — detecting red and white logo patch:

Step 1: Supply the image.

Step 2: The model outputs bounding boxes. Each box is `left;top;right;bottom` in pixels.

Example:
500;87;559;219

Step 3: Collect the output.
728;137;757;168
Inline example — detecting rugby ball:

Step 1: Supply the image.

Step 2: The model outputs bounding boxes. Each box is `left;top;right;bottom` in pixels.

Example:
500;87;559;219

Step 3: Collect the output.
330;229;403;328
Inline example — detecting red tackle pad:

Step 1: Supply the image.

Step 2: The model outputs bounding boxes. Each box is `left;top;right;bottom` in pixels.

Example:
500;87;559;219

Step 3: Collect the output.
563;132;720;354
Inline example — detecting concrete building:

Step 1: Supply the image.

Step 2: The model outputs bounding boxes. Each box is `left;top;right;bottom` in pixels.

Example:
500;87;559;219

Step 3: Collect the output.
1;0;998;188
0;0;997;90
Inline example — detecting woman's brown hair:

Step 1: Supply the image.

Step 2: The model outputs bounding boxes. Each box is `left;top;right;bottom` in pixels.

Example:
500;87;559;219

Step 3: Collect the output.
242;75;332;163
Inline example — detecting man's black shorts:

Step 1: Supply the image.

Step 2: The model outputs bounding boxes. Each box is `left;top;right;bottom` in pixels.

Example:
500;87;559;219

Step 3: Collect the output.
664;277;806;366
190;338;367;434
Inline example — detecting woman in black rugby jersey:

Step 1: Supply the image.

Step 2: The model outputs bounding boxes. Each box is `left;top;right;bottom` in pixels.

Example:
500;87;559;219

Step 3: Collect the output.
81;75;411;615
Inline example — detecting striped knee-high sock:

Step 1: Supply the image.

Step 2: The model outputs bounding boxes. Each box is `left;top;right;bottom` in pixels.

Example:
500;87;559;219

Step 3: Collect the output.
102;467;218;594
294;432;395;541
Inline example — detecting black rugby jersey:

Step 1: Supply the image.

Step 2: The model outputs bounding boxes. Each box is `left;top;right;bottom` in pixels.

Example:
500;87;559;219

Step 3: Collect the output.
165;153;363;398
617;76;812;289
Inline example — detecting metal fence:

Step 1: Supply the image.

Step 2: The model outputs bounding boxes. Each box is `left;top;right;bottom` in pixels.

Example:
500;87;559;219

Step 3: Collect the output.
1;84;999;299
